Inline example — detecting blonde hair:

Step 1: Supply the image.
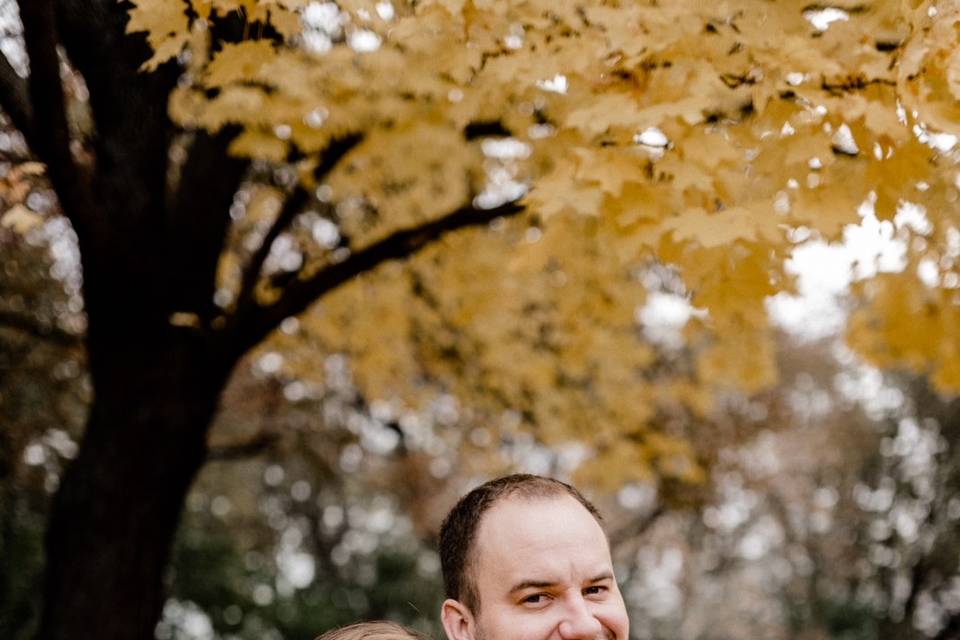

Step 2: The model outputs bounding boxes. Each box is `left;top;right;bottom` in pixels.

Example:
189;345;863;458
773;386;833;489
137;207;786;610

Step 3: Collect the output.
314;621;428;640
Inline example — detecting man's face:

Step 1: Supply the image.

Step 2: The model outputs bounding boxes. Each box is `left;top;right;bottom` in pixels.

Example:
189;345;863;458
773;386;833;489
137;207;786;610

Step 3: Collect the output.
442;494;629;640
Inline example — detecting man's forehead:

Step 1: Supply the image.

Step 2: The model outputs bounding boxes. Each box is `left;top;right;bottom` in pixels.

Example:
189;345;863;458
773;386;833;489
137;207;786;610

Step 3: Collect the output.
471;493;612;572
478;492;604;532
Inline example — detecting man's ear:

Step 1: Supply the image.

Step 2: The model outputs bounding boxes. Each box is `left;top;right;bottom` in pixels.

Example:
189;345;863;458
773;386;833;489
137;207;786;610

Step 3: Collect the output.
441;598;476;640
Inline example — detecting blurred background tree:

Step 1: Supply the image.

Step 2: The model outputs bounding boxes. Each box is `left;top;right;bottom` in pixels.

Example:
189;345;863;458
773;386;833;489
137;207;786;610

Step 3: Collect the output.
3;0;960;639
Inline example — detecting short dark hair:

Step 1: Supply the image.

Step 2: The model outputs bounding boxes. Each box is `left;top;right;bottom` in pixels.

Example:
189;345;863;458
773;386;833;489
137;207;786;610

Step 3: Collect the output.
438;474;603;612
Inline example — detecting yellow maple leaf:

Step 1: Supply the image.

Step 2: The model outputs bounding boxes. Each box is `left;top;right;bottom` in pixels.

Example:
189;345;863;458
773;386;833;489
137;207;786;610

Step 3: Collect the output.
564;91;709;136
268;7;303;39
661;203;783;248
783;130;836;170
790;180;867;240
601;181;675;230
523;158;604;218
126;0;191;71
204;40;276;88
142;32;190;72
228;128;288;161
867;139;933;219
573;147;649;195
680;245;784;325
197;85;273;131
676;129;742;171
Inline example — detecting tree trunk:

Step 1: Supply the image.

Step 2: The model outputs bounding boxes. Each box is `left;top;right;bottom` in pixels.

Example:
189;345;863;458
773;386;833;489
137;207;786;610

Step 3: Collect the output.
36;332;233;640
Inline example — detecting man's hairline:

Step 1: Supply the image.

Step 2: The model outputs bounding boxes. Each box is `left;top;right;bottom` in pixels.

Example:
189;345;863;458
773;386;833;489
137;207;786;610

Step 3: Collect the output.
457;491;610;614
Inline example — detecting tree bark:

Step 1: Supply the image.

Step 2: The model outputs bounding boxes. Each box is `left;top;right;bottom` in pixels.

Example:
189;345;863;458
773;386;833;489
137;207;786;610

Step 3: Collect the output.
36;332;233;640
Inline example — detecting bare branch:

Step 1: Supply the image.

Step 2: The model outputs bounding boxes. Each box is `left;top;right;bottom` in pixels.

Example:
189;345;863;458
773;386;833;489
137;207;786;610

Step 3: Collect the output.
464;120;512;140
0;52;32;140
234;186;310;316
233;134;364;316
312;133;363;180
228;198;525;357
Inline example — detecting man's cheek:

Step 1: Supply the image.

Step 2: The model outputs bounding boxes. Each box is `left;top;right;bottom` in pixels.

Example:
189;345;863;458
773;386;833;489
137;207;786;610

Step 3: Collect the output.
599;606;629;638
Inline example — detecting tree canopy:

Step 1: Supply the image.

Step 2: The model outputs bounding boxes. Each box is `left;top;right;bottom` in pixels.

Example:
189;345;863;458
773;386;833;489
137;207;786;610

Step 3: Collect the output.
124;0;960;479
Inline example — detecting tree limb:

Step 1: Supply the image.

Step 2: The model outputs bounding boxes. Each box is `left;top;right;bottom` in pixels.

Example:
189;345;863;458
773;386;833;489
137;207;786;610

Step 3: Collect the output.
52;0;180;307
18;0;74;185
312;133;364;180
234;186;310;317
0;52;32;141
166;128;247;322
17;0;93;237
228;198;525;357
233;134;364;317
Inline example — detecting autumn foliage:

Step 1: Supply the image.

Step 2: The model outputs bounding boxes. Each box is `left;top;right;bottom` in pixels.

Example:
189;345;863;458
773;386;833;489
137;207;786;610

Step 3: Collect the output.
121;0;960;481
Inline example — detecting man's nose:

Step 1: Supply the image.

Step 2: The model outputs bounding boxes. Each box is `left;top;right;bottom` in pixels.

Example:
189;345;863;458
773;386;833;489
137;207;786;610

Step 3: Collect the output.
557;595;604;639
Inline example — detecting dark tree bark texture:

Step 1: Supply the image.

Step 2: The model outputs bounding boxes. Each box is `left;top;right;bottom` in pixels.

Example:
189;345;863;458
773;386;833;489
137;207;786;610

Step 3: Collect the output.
38;339;231;640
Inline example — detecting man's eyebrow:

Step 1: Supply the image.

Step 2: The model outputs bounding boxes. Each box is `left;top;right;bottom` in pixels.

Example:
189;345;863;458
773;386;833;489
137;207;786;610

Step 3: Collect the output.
508;579;558;594
587;571;614;583
509;572;614;594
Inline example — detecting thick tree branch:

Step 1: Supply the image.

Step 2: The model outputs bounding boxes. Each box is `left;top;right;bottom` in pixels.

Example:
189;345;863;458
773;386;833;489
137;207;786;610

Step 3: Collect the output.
312;133;364;180
167;128;247;321
233;134;364;317
17;0;89;230
0;52;32;141
228;199;525;357
52;0;180;325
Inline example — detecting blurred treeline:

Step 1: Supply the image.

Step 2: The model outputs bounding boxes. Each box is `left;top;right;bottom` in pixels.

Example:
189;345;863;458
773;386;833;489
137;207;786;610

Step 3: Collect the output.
3;117;960;640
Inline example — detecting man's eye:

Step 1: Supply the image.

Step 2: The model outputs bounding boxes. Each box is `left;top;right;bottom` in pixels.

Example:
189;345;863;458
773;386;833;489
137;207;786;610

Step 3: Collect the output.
521;593;548;605
584;585;608;596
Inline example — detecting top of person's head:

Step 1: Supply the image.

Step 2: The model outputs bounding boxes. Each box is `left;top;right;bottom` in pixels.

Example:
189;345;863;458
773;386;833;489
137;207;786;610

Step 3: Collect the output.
313;621;428;640
438;473;603;611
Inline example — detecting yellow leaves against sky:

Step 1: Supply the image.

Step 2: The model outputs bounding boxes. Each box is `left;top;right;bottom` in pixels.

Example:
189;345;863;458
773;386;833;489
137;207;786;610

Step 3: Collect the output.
849;272;960;393
128;0;960;484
